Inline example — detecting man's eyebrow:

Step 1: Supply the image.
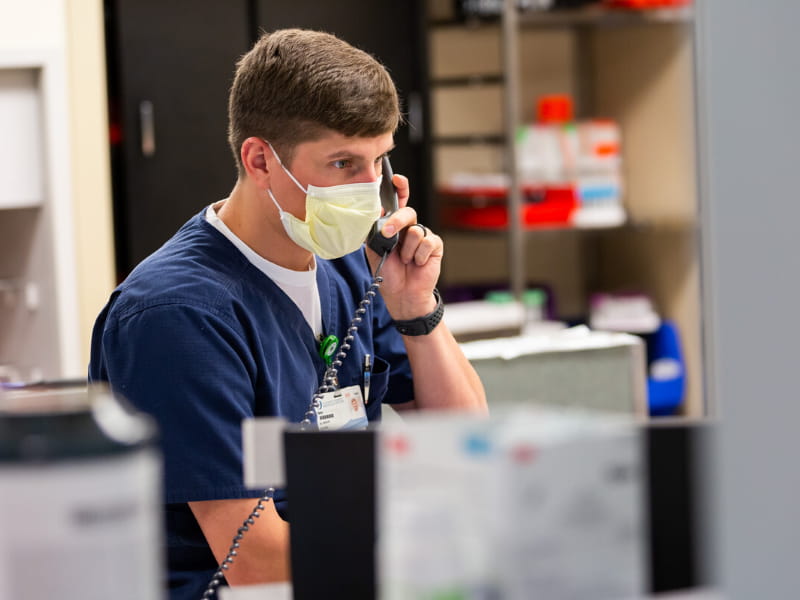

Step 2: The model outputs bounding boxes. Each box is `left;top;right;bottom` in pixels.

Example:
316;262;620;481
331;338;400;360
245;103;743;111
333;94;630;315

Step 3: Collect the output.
324;145;396;161
325;150;359;160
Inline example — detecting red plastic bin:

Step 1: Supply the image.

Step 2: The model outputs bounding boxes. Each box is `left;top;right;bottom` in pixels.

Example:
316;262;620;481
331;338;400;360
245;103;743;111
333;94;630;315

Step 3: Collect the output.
438;185;577;230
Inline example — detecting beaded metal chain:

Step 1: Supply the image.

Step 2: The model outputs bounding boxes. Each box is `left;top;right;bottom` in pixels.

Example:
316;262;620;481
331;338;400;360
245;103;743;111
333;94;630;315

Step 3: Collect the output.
200;488;275;599
300;253;387;426
200;253;388;598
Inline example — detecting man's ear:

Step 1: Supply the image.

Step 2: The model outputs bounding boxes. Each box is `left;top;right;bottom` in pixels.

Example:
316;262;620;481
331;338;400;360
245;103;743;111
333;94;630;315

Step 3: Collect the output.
240;137;272;187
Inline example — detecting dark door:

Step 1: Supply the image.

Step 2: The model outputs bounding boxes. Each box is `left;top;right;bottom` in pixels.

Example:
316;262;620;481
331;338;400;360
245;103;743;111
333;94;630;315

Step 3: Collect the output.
254;0;433;226
105;0;251;278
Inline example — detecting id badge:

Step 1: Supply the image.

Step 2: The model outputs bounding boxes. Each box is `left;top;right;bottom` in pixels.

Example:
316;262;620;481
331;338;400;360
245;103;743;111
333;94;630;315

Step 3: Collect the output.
315;385;369;431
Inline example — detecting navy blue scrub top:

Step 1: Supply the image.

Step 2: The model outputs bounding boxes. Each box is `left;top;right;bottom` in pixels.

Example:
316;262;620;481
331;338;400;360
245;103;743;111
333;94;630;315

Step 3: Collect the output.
89;209;414;599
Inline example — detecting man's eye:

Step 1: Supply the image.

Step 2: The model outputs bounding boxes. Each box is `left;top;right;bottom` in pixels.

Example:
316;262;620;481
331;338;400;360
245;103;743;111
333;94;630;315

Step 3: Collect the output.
333;159;351;169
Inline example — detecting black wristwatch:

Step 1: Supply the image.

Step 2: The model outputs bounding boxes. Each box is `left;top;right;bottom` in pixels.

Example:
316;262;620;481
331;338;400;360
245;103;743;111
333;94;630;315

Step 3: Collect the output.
393;289;444;336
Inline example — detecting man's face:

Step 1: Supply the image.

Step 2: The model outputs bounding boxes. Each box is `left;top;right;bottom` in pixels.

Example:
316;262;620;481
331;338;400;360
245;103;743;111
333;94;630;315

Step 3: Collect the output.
269;131;395;220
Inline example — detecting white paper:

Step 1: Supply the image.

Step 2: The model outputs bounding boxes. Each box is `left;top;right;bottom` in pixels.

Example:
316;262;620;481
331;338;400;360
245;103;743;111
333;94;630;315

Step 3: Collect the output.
242;417;286;488
378;413;499;599
377;408;646;600
493;411;645;599
460;326;642;361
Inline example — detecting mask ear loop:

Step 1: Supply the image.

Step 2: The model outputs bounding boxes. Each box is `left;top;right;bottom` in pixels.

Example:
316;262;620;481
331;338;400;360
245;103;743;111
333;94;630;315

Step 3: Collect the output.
263;139;307;194
266;188;284;214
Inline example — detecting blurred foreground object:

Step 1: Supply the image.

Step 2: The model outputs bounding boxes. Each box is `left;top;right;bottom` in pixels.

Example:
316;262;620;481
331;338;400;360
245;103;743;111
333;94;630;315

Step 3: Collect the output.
379;408;645;599
0;383;163;600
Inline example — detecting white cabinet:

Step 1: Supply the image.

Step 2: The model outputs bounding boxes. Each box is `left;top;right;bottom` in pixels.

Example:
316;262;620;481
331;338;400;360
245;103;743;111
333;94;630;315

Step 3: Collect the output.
0;50;81;382
0;68;44;210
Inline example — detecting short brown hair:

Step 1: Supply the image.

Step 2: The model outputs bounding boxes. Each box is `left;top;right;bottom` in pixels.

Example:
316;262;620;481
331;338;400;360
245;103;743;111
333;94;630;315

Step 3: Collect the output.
228;29;401;176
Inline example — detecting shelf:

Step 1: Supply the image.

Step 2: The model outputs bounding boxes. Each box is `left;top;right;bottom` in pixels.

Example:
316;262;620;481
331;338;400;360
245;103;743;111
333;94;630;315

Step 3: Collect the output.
432;134;506;146
430;74;504;88
0;278;22;292
517;5;694;28
441;223;624;235
427;0;703;419
0;199;43;211
430;5;694;29
0;67;45;212
440;218;697;236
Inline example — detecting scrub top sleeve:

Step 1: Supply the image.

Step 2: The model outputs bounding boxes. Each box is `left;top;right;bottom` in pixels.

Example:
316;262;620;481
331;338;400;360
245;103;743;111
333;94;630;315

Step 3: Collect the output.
370;290;415;405
98;303;263;504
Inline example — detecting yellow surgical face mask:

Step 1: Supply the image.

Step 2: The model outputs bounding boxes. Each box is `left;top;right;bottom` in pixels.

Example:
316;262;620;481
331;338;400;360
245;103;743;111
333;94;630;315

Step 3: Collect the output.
266;142;382;260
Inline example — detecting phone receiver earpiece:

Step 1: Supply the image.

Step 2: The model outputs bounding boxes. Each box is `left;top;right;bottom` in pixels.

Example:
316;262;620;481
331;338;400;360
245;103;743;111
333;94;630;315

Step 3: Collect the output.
366;156;400;256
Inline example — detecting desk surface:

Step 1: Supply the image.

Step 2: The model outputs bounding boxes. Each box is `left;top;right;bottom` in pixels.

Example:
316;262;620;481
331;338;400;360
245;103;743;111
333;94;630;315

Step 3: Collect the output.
220;582;291;600
221;584;721;600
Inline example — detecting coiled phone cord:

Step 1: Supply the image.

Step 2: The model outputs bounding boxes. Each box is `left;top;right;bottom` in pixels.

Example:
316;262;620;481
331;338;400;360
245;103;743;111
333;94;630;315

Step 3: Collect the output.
301;251;387;427
201;252;388;598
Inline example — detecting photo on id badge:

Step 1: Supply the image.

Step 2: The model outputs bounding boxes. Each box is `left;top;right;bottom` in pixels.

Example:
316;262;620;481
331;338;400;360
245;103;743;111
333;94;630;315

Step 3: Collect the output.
316;386;368;430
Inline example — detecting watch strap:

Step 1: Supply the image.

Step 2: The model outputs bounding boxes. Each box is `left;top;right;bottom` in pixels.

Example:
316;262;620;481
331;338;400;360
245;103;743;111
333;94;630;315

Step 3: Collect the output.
393;289;444;336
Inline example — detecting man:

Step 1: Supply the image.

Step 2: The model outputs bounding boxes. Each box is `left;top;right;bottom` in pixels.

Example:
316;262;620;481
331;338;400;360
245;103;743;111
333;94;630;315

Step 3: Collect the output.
89;28;486;599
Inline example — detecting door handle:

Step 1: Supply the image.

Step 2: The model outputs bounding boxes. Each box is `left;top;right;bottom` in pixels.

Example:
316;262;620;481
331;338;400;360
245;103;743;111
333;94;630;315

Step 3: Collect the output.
407;91;423;144
139;100;156;157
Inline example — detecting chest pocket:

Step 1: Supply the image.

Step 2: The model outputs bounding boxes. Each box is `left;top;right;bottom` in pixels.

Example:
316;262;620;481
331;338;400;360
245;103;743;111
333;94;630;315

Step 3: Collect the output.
364;355;390;422
335;353;391;421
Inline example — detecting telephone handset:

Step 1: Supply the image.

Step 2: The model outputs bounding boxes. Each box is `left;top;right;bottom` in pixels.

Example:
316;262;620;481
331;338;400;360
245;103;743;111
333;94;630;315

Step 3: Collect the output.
366;156;400;256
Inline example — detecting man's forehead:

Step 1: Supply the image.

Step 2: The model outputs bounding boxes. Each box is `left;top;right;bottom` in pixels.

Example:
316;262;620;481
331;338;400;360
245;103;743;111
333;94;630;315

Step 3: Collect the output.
300;132;395;159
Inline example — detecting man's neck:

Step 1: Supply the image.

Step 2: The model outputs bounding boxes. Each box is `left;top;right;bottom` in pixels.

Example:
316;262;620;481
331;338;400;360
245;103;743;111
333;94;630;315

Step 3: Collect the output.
218;180;315;272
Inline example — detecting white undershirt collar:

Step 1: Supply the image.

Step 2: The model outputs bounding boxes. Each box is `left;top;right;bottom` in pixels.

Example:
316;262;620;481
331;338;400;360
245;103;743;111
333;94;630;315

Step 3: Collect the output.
205;202;322;336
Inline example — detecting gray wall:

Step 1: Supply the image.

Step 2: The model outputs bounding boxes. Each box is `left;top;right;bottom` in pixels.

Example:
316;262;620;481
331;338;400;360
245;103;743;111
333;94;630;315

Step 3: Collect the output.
696;0;800;595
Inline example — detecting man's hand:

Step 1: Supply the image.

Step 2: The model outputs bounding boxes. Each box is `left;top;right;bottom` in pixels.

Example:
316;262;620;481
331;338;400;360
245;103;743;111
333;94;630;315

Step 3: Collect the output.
364;171;487;415
365;173;443;321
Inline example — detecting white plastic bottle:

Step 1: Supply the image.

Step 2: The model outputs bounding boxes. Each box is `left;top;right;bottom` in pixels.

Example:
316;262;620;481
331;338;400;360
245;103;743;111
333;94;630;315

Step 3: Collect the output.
517;94;578;190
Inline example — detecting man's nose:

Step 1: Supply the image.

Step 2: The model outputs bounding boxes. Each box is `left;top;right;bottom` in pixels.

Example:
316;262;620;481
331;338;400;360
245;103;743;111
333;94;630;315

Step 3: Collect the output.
354;163;381;184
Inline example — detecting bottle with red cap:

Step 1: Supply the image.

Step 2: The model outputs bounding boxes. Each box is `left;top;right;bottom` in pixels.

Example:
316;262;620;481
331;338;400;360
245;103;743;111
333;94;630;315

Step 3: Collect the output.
516;95;580;226
518;94;578;188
